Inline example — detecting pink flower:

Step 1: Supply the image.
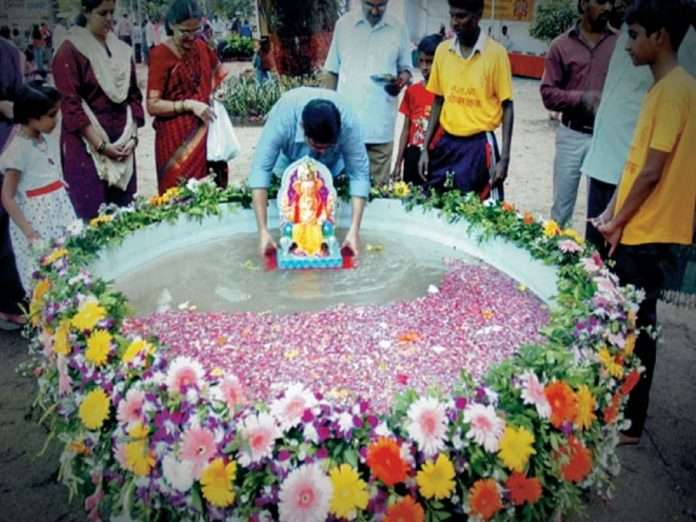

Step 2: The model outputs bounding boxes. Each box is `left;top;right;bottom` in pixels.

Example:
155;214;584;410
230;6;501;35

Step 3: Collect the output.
270;383;317;431
581;253;604;273
406;397;448;457
117;389;146;426
57;355;71;396
221;375;246;411
518;371;551;419
278;463;332;522
239;412;280;466
166;356;205;396
114;442;127;469
180;426;217;478
559;239;583;254
462;403;505;453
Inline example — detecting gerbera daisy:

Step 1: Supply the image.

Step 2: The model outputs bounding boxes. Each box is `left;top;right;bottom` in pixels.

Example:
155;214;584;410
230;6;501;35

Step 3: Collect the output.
53;320;71;356
574;385;597;430
166;356;205;396
85;329;112;367
221;375;246;411
506;472;542;506
498;425;536;472
518;371;551;419
597;348;624;378
238;412;280;466
79;387;110;430
559;437;592;483
559;239;583;254
117;388;146;426
278;463;332;522
180;426;217;478
162;453;195;492
468;479;502;521
462;403;505;453
416;453;456;500
406;397;448;457
366;437;410;486
124;439;155;476
270;383;317;432
544;381;577;429
122;338;155;364
71;298;106;332
384;496;424;522
543;220;560;237
329;464;369;520
200;458;237;508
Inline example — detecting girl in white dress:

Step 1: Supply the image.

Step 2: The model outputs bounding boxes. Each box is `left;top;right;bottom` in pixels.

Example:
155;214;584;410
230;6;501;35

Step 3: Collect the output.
0;81;77;293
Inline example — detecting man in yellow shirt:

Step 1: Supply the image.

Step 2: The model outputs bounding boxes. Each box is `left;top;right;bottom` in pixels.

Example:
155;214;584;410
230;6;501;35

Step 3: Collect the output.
593;0;696;445
418;0;514;198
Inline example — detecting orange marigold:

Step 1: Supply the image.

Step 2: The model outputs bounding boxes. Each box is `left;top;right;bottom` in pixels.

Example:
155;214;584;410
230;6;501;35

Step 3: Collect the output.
384;496;424;522
523;211;535;225
469;479;502;521
620;370;641;396
505;472;542;506
502;201;515;212
602;392;622;424
366;438;410;487
545;381;577;429
560;437;592;483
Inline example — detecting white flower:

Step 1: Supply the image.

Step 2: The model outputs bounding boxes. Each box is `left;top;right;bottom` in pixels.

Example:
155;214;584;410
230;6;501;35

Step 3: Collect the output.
518;371;551;419
303;423;319;444
406;397;448;457
427;284;439;294
336;412;353;434
238;412;280;466
278;463;332;522
165;356;205;396
162;453;194;492
270;383;317;432
462;403;505;452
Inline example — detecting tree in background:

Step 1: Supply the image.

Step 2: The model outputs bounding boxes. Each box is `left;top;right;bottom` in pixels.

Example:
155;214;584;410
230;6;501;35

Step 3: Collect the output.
529;0;576;42
258;0;342;76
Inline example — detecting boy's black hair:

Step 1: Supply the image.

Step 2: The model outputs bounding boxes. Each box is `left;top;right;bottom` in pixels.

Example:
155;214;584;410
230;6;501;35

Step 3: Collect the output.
0;25;10;39
302;99;342;145
625;0;690;50
165;0;203;35
14;81;60;125
418;33;443;56
447;0;485;14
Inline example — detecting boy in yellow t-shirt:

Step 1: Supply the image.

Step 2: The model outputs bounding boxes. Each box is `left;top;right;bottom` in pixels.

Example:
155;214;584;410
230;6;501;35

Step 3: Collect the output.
418;0;514;198
592;0;696;445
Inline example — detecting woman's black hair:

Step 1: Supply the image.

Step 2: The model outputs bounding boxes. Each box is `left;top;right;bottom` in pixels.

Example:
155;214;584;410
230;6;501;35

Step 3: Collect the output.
13;81;61;124
302;99;342;145
75;0;107;28
165;0;203;35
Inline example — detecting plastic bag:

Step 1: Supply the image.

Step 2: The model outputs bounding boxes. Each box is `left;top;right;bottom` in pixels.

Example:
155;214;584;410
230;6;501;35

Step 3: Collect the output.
206;100;241;161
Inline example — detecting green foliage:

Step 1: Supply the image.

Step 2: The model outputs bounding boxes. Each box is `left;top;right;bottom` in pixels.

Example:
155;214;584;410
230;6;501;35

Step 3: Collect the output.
222;73;322;119
530;0;577;42
225;34;254;58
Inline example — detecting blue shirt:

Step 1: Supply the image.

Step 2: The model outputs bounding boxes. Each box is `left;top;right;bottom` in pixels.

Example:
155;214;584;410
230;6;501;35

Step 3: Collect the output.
582;27;696;185
324;11;412;144
247;87;371;198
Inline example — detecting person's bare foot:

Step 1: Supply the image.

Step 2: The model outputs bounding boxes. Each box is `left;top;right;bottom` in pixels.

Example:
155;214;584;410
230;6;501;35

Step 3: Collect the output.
0;312;26;331
618;433;641;446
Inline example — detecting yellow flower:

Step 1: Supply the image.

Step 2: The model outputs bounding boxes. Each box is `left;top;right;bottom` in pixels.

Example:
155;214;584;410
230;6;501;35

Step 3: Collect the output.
201;458;237;508
42;247;68;266
53;320;71;356
416;453;456;500
329;464;369;519
624;333;636;356
150;187;182;206
79;388;110;430
498;426;536;473
393;181;411;198
125;439;155;476
30;279;51;325
71;300;107;332
69;439;90;455
574;385;596;430
543;220;561;238
128;422;149;440
122;339;155;364
89;215;113;227
85;329;112;367
598;347;624;378
562;228;584;244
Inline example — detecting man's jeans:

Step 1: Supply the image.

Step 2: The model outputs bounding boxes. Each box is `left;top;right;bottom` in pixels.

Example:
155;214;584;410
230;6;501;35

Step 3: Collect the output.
551;124;592;226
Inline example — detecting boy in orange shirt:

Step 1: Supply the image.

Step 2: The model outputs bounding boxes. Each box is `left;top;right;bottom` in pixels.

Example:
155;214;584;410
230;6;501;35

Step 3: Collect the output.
392;34;442;186
593;0;696;445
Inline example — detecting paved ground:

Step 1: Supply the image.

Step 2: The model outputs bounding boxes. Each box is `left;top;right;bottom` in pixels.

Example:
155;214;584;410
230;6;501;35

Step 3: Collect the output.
1;69;694;521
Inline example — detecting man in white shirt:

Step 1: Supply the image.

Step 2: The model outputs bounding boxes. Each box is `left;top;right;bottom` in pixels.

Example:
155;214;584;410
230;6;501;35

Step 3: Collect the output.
117;13;133;46
145;17;162;50
324;0;412;187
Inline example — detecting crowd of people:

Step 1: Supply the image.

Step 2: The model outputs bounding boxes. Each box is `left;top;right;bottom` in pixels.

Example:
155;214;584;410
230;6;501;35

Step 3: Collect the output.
0;0;695;452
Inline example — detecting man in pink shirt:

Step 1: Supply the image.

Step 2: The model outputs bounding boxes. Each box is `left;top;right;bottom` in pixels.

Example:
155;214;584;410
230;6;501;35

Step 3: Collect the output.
540;0;617;227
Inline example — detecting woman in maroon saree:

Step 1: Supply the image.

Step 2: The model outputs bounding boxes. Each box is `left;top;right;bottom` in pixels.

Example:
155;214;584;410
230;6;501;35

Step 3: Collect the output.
147;0;227;194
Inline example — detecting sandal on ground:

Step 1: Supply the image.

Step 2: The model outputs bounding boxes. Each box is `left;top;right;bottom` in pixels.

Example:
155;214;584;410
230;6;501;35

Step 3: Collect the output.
618;433;641;446
0;312;26;331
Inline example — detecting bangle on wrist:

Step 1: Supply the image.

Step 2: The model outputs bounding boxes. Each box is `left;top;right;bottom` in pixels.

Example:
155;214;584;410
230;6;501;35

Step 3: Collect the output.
97;140;107;154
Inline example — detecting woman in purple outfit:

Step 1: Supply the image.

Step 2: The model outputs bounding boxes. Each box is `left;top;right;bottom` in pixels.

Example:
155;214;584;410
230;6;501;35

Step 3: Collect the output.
53;0;144;219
